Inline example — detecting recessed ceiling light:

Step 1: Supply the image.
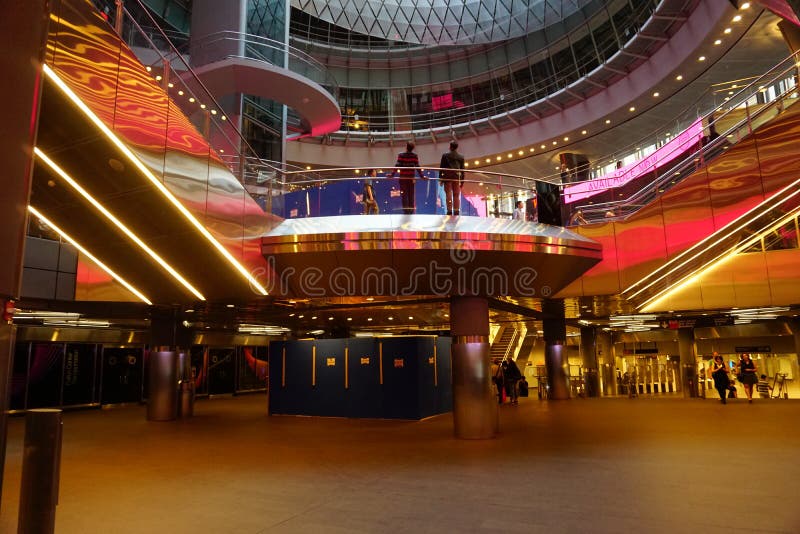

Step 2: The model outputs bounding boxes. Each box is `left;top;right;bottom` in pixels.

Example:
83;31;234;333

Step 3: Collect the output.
298;315;304;319
185;309;194;313
653;92;660;97
474;160;480;165
529;147;535;152
485;158;491;163
328;316;334;320
714;39;722;45
366;297;374;301
629;106;635;112
507;153;513;158
226;304;235;308
388;316;394;320
563;136;569;141
408;316;414;320
698;56;706;61
732;14;742;22
347;317;352;321
289;313;295;317
724;27;731;34
444;314;449;318
605;119;611;124
367;317;373;321
676;75;683;81
311;316;317;320
540;144;546;149
741;2;750;8
495;156;501;161
518;150;524;155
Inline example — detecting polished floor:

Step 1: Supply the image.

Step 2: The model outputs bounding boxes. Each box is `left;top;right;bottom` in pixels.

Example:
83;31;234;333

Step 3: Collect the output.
1;393;799;533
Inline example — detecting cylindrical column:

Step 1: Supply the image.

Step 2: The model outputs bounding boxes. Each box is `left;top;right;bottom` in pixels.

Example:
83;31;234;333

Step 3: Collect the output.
177;350;194;418
18;409;62;534
450;296;495;439
596;330;616;396
678;328;697;398
543;299;570;399
147;351;179;421
580;326;599;397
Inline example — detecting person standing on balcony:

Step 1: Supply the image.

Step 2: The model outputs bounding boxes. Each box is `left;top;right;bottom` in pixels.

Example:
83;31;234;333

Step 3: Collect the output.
362;169;379;214
513;200;525;221
392;141;426;214
439;141;465;216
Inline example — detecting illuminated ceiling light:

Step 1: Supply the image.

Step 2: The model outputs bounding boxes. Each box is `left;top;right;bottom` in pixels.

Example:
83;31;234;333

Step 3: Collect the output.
605;119;611;124
653;92;660;97
629;106;635;112
145;66;152;72
298;315;304;319
478;182;483;186
552;141;557;145
188;97;195;102
474;160;481;165
724;27;731;34
41;65;269;296
306;166;311;170
732;84;738;89
518;150;524;156
226;304;235;308
155;75;162;81
464;162;469;167
444;313;449;318
408;316;414;320
367;317;373;321
388;316;394;321
200;104;207;109
495;156;501;161
347;317;353;321
732;14;742;22
34;148;206;301
167;83;174;88
741;2;750;8
540;144;546;149
485;158;491;163
355;169;361;174
328;316;334;320
698;56;706;62
562;136;569;142
184;309;194;313
581;130;587;135
221;116;227;121
311;316;317;320
675;75;683;81
210;109;217;115
366;297;374;301
507;153;513;158
529;147;535;152
27;206;152;305
177;90;184;96
714;39;722;45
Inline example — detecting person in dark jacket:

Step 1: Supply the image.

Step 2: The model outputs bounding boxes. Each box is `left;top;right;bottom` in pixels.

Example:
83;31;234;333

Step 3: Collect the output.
439;141;465;215
392;141;425;214
502;359;523;404
710;354;730;404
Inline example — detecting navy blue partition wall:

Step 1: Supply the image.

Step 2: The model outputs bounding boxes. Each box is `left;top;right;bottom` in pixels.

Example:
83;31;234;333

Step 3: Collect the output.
345;338;383;418
269;336;452;419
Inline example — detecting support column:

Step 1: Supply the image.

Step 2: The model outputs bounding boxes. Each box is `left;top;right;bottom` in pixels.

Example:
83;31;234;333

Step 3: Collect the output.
148;308;193;421
543;299;570;400
678;328;697;398
580;327;599;397
450;296;495;439
596;330;616;396
0;0;50;507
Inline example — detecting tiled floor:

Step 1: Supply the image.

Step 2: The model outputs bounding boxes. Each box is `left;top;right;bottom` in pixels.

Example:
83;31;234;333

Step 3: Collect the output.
1;394;799;533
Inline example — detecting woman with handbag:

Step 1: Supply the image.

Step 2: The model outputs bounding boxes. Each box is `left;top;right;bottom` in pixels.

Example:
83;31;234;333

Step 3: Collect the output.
737;353;758;403
710;354;730;404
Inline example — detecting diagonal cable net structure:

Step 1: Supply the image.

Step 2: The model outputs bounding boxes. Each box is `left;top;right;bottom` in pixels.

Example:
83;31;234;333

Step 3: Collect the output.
291;0;593;45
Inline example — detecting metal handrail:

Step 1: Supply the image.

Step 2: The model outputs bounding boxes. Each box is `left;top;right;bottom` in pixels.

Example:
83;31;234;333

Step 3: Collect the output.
565;48;800;223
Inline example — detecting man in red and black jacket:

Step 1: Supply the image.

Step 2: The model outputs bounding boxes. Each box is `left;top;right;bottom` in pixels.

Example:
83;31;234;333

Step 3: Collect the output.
392;141;426;214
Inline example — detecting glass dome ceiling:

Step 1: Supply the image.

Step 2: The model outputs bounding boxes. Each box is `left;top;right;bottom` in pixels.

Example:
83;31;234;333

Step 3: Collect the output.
291;0;596;45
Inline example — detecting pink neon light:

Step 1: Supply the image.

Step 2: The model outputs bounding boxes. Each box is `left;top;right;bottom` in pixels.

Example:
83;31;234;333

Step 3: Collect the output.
756;0;800;26
563;118;704;204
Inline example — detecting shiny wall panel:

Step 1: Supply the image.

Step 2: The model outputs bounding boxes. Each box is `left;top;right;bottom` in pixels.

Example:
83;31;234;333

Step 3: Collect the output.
765;249;800;306
695;261;738;310
753;102;800;196
569;222;621;296
705;136;764;231
614;200;668;291
659;167;716;259
729;253;772;308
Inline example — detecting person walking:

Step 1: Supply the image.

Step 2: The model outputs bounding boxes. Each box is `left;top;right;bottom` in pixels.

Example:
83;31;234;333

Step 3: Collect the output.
737;353;758;403
362;169;379;214
439;141;465;216
710;354;730;404
502;359;523;404
392;141;425;214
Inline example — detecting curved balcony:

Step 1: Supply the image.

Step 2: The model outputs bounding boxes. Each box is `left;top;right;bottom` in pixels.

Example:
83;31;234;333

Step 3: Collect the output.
294;0;701;145
189;31;341;137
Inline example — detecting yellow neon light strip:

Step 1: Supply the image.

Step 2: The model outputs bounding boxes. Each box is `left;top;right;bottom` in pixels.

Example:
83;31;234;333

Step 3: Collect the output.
34;147;205;301
42;64;269;296
639;209;800;312
624;181;800;300
28;206;152;305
